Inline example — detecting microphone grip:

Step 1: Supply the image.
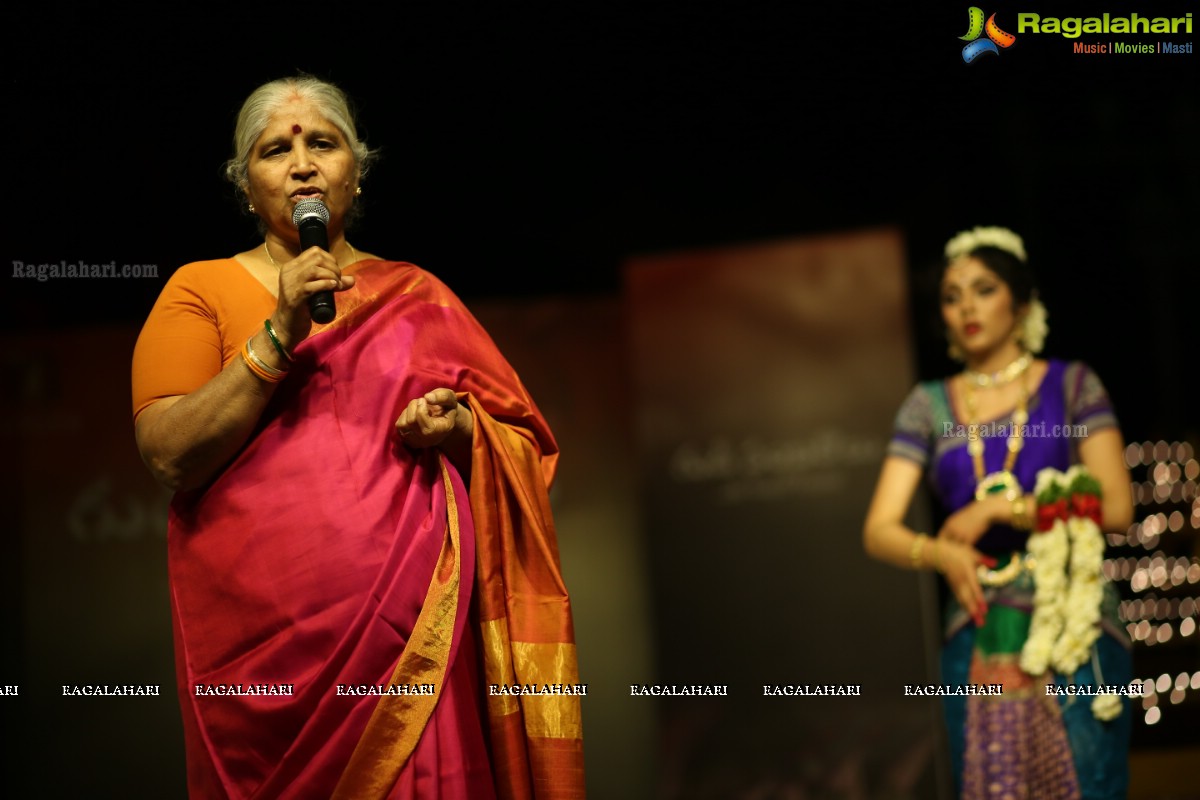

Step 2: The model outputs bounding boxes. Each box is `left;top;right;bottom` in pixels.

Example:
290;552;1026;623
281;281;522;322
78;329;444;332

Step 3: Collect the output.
308;291;336;324
297;219;336;323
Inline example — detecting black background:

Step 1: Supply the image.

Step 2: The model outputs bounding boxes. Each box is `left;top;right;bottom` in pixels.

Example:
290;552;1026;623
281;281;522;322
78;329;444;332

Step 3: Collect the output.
6;4;1195;440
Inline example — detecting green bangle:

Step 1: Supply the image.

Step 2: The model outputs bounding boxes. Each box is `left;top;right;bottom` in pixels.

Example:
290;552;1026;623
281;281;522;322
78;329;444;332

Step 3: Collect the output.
264;319;294;363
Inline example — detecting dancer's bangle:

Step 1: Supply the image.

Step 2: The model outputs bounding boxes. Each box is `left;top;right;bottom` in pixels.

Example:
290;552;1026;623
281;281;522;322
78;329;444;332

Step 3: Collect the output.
1011;494;1033;531
909;534;928;570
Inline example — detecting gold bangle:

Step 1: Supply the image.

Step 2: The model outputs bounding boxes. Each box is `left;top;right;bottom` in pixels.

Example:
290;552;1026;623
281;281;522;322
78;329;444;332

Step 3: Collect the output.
977;551;1028;587
1011;494;1033;531
909;534;928;570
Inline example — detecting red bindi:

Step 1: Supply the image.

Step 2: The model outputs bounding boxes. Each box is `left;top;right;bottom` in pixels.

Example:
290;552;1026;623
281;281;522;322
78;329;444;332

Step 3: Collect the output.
292;124;302;134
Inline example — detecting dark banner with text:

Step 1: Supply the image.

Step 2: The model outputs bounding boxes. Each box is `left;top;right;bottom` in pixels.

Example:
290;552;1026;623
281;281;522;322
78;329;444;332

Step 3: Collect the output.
627;228;947;797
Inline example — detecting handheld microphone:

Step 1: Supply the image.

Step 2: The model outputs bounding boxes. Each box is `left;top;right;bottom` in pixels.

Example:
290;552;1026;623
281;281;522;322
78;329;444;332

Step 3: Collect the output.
292;199;336;323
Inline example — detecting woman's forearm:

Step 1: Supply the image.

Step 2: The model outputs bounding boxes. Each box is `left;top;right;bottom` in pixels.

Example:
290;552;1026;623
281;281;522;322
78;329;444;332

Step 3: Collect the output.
865;521;938;571
136;328;287;491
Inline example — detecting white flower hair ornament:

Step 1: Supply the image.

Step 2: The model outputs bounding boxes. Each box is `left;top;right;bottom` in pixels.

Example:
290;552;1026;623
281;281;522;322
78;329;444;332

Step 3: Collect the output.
944;226;1028;262
1019;294;1049;354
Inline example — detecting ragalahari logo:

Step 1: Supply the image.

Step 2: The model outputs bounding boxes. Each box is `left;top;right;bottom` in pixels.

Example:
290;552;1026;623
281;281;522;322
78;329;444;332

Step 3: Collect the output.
960;7;1017;62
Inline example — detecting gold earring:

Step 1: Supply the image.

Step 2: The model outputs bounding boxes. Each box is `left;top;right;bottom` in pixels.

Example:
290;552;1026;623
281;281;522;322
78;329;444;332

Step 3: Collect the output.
946;331;964;362
248;203;256;213
354;186;362;197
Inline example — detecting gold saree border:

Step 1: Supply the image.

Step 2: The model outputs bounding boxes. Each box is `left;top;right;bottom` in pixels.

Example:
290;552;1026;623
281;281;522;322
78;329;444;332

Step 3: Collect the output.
481;619;583;739
331;461;461;800
468;396;586;799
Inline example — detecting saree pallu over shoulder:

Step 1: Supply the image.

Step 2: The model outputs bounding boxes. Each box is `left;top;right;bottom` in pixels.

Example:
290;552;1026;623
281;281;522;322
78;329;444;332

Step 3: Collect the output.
166;261;582;798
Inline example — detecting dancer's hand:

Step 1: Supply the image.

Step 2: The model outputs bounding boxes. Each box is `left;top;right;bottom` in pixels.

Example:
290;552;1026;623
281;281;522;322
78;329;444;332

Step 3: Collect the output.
934;539;997;628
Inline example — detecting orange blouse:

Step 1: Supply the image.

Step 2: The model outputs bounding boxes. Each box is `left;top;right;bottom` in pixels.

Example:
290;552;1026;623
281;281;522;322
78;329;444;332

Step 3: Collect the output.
131;259;282;421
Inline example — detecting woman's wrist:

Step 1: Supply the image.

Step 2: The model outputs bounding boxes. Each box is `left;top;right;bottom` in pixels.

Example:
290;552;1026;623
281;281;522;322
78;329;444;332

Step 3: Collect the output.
909;533;928;571
909;532;942;573
978;493;1008;526
263;318;295;364
448;404;474;448
269;312;304;355
251;329;291;374
1010;493;1035;531
242;334;288;383
981;491;1035;530
437;404;474;474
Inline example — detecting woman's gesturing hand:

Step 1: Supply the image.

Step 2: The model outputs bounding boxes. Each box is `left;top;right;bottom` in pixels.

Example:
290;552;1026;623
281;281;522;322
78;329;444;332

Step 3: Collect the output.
935;539;998;628
395;388;474;451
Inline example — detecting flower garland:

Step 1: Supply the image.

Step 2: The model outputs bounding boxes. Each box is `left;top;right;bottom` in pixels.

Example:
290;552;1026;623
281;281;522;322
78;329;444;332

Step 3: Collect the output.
1020;480;1068;676
1019;465;1111;720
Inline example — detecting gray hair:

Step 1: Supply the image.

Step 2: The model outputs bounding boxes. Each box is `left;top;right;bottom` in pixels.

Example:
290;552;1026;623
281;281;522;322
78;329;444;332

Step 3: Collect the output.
223;76;377;191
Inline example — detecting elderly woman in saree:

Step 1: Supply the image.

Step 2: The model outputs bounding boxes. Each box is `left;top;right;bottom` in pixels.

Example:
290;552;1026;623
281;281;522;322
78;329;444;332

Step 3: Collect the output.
132;75;584;799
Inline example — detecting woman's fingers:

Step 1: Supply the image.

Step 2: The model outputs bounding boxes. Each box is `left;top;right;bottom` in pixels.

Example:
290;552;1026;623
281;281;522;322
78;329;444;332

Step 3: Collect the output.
271;249;361;340
395;393;458;447
423;388;458;408
279;249;350;301
964;548;990;626
300;273;355;295
940;541;989;627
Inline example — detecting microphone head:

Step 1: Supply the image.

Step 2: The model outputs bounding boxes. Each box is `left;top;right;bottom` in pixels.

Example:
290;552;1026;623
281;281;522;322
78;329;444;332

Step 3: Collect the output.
292;198;330;228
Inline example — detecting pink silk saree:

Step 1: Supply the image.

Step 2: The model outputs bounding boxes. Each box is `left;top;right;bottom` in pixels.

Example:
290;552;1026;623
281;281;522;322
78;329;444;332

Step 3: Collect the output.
167;262;585;799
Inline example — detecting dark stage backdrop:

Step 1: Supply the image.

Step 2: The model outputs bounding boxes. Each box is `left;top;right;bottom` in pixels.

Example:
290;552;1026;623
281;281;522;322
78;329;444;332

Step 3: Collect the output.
2;328;181;794
626;228;946;797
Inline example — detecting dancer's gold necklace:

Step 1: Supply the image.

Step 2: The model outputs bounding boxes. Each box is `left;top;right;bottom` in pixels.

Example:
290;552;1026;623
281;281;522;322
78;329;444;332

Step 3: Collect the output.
963;356;1030;502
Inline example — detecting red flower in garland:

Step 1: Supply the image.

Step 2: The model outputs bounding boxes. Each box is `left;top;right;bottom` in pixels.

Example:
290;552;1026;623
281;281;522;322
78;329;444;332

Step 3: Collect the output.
1070;494;1103;526
1036;498;1069;532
